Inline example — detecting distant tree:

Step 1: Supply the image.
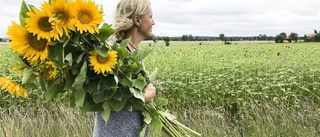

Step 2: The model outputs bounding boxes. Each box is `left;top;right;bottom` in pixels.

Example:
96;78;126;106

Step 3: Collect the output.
275;34;285;43
303;34;309;42
219;33;225;44
163;36;170;46
224;37;230;44
194;36;201;41
289;33;298;43
314;30;318;34
181;35;188;41
172;38;178;41
313;34;320;42
188;34;194;41
280;32;287;38
268;36;275;41
0;38;2;42
152;36;157;46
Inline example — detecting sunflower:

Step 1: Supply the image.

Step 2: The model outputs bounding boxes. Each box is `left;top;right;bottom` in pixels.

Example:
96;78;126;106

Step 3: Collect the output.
0;78;27;97
12;66;25;73
25;7;63;42
89;50;117;74
42;0;76;37
275;50;280;56
72;0;104;34
6;21;48;65
59;67;71;82
44;61;58;80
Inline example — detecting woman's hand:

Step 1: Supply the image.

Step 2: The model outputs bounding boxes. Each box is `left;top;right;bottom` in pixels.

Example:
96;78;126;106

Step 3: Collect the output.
144;83;156;102
165;113;177;120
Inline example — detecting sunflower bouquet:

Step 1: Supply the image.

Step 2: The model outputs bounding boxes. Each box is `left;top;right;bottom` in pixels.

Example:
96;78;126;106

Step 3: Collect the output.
3;0;201;136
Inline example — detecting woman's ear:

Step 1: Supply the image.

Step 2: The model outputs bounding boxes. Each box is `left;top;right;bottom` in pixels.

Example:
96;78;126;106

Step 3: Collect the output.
133;16;141;27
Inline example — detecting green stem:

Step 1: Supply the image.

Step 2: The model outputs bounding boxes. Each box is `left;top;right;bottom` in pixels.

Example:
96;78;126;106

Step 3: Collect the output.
165;115;189;136
159;112;181;137
162;123;176;137
168;116;202;136
75;43;90;52
92;34;107;48
163;114;189;137
80;36;93;47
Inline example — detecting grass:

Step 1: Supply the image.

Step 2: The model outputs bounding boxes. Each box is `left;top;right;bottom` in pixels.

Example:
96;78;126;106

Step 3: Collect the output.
0;105;95;137
0;102;319;137
1;41;320;136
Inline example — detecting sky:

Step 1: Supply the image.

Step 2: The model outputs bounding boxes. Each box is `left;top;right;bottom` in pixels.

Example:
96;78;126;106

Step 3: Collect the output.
1;0;320;38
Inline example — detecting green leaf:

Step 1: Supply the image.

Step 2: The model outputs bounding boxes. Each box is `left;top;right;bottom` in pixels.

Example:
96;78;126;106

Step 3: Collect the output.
120;38;130;48
98;23;115;42
130;62;138;71
39;72;47;92
22;68;33;85
120;78;133;87
101;101;110;123
111;42;119;50
45;84;59;101
19;1;30;27
132;63;144;74
11;53;27;69
142;69;151;84
72;61;87;90
84;81;98;95
93;44;109;57
62;33;72;47
76;53;85;64
150;117;163;134
132;75;146;91
74;88;86;107
100;74;117;89
109;98;127;112
121;87;133;99
47;43;64;62
65;53;73;66
130;48;152;62
63;73;75;90
28;4;35;13
155;98;168;109
140;124;148;137
149;67;158;82
124;102;133;111
45;81;65;101
93;88;116;103
113;90;123;101
142;111;152;124
79;101;103;117
129;88;145;102
116;47;129;58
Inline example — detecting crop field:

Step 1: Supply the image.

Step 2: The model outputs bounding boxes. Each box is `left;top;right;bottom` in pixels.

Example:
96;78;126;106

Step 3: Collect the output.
0;41;319;136
144;41;320;108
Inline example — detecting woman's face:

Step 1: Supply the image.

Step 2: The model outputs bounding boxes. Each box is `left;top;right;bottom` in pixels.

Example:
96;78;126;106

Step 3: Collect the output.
138;9;155;38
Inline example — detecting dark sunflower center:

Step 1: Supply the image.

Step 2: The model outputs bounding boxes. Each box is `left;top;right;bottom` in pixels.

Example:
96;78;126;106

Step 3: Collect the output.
38;17;53;32
96;55;109;64
78;10;92;24
56;11;68;22
28;33;47;51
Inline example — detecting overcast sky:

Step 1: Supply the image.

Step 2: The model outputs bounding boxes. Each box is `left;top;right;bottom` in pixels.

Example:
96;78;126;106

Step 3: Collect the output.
1;0;319;38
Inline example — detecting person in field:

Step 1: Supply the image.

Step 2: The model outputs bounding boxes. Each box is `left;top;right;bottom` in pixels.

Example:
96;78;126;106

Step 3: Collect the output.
93;0;156;136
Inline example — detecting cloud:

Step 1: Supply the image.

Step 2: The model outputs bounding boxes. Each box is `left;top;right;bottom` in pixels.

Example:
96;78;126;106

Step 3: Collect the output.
1;0;320;38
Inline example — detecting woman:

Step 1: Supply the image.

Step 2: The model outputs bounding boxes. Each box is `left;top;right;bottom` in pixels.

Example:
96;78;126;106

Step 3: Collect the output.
93;0;156;136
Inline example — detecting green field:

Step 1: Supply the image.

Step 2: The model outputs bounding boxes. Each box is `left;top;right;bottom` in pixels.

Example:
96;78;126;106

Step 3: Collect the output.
0;41;319;136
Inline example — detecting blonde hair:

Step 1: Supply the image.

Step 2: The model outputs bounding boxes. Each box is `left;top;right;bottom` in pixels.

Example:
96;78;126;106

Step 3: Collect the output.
112;0;151;41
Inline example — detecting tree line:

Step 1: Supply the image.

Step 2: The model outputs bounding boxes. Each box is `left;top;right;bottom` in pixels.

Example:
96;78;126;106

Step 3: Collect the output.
146;30;320;46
